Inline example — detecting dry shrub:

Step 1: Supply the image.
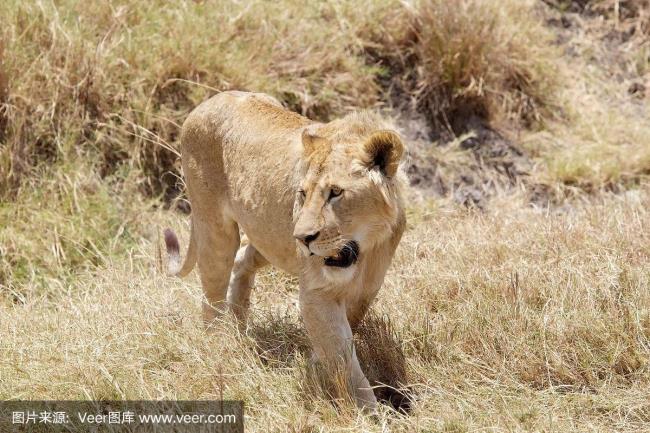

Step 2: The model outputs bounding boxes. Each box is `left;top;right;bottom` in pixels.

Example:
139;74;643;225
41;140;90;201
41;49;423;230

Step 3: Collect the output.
367;0;559;133
413;0;558;130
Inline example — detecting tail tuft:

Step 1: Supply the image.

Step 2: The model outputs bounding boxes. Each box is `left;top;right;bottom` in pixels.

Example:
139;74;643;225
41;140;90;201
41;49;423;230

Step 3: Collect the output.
164;228;182;276
164;228;180;254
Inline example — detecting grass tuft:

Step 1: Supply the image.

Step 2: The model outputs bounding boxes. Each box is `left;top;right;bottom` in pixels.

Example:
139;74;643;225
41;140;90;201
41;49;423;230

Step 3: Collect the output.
366;0;560;132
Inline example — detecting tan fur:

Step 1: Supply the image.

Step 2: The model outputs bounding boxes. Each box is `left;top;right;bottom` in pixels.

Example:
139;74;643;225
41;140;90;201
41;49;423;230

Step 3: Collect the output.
164;91;406;410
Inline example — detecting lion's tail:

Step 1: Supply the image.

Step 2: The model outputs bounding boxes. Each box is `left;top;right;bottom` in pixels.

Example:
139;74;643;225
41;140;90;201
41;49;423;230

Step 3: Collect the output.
164;226;197;278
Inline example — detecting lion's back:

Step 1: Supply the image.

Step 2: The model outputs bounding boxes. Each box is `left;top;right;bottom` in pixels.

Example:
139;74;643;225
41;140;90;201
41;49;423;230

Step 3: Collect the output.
178;92;309;274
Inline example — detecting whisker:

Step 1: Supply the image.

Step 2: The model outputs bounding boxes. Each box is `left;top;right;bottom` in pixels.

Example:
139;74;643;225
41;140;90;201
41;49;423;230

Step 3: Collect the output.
340;240;359;260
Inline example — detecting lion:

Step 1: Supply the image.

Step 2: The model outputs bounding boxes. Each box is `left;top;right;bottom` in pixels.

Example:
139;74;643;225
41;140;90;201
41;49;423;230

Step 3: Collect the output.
164;90;406;410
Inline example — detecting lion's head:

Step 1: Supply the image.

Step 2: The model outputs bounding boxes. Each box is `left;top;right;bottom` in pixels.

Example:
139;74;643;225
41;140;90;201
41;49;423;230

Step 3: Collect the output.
292;112;405;281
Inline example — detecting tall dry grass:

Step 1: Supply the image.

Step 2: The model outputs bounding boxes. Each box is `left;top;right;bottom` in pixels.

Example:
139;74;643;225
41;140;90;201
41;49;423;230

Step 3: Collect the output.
0;0;573;292
369;0;559;131
0;0;565;200
2;191;649;431
0;0;387;198
1;0;648;201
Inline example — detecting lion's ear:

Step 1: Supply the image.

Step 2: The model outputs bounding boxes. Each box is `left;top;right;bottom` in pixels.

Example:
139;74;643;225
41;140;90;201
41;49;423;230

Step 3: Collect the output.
362;130;404;178
301;127;326;156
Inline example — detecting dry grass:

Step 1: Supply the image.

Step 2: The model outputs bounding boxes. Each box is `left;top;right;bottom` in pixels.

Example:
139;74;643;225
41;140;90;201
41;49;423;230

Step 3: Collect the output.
2;1;650;432
0;0;564;200
2;189;649;431
0;0;388;198
371;0;560;131
523;0;650;192
530;74;650;191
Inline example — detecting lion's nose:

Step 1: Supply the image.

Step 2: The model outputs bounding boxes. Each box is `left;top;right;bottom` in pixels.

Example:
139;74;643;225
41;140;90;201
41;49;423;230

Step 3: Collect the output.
295;231;320;246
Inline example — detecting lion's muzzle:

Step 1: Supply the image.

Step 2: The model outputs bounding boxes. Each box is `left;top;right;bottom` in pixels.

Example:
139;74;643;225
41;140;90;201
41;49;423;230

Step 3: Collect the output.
323;240;359;268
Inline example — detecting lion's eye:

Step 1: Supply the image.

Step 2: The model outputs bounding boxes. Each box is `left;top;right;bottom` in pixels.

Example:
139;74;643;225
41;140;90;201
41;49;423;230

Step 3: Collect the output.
298;189;306;199
328;187;343;201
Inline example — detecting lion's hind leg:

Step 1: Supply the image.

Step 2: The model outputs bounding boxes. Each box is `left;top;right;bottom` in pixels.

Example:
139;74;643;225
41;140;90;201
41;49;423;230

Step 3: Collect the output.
193;214;241;326
227;241;268;331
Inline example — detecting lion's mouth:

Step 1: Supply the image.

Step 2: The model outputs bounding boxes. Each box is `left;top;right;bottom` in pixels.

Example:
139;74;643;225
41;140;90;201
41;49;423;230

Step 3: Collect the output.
324;241;359;268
